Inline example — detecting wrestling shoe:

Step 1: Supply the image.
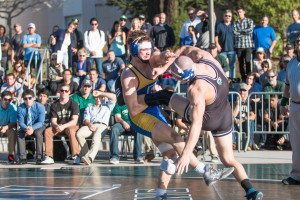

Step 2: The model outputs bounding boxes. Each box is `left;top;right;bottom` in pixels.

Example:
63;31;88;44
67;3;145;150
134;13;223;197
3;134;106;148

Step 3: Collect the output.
246;190;263;200
282;177;300;185
160;158;176;175
204;165;234;186
154;193;167;200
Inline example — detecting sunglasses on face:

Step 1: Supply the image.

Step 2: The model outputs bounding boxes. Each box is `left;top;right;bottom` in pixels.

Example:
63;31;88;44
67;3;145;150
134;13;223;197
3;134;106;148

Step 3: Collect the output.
188;13;194;16
3;98;12;102
267;75;276;79
282;60;290;63
52;58;57;61
263;66;269;68
120;19;126;22
23;97;33;101
60;89;69;93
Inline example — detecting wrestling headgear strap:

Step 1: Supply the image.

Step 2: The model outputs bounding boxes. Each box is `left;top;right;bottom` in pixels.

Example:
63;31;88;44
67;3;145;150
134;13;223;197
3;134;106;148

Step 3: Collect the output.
129;36;153;63
170;62;196;81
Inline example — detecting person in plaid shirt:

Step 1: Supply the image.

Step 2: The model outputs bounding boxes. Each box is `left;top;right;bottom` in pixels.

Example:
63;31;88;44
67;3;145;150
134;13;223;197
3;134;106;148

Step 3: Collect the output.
233;6;254;81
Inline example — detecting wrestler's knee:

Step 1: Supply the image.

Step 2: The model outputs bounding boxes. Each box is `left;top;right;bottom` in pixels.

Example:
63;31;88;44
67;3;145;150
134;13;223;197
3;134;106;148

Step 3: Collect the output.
162;148;177;159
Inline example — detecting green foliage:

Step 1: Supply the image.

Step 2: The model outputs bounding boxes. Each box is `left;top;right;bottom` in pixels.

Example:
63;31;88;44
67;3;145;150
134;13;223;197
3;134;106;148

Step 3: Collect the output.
106;0;147;18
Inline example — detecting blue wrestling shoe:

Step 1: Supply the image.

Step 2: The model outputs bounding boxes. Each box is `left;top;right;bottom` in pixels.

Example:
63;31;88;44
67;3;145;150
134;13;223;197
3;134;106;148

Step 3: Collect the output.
246;190;263;200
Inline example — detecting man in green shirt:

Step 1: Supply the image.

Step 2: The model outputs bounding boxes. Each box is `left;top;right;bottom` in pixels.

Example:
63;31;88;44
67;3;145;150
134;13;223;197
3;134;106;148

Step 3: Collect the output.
209;43;230;77
263;69;285;100
71;79;95;124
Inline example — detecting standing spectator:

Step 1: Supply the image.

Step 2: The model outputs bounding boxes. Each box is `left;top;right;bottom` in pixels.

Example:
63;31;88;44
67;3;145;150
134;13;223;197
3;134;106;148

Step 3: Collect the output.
179;8;201;46
22;23;41;70
208;43;230;77
281;36;300;184
84;18;105;77
233;7;254;81
152;14;160;26
195;10;206;35
11;23;26;64
76;91;116;165
102;50;125;92
215;10;236;78
0;91;17;164
13;60;35;89
109;103;144;164
87;68;106;92
55;69;79;96
50;22;76;69
246;72;262;102
139;14;152;33
181;25;198;46
0;73;21;98
253;47;272;78
259;60;271;88
253;16;276;58
0;25;10;71
41;84;80;165
108;21;126;62
17;89;45;165
120;15;130;36
150;13;175;51
72;48;91;86
286;10;300;45
70;79;95;125
47;25;59;54
126;18;141;56
278;55;292;82
263;69;285;100
198;12;216;50
71;18;83;63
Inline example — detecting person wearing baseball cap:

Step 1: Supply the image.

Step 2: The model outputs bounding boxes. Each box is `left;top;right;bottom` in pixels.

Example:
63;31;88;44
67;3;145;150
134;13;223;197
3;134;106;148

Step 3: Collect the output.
139;14;152;33
120;15;129;35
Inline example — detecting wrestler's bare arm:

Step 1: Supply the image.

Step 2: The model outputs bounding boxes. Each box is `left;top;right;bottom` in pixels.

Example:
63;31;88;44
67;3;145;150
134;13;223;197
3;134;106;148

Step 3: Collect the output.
121;68;148;116
150;51;177;79
174;46;213;62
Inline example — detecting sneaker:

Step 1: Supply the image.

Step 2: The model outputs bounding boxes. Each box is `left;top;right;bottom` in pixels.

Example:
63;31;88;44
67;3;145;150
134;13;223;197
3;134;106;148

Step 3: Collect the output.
135;157;144;164
211;157;219;163
8;155;14;164
247;145;252;151
109;157;119;164
160;159;176;175
282;177;300;185
41;156;55;165
247;190;263;200
204;165;235;186
144;153;155;163
253;144;260;150
73;155;81;165
81;155;92;165
36;159;42;165
233;143;236;150
16;159;27;165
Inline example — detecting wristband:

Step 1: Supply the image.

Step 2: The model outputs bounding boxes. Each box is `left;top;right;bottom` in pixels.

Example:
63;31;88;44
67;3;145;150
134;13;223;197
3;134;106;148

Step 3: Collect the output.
280;97;289;106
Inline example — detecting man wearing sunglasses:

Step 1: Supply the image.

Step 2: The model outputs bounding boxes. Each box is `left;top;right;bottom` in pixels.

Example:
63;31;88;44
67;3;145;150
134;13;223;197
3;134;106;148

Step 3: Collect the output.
0;91;17;164
262;69;285;101
42;84;80;165
17;89;45;165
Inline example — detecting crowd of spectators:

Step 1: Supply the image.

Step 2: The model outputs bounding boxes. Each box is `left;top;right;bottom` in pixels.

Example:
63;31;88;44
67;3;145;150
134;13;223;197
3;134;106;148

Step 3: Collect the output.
0;6;297;165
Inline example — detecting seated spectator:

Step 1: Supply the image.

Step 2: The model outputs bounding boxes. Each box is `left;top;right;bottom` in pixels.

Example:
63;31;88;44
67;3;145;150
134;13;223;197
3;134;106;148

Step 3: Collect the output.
13;60;35;89
76;90;116;165
48;53;64;82
277;55;291;83
102;50;125;92
41;84;80;165
72;48;91;86
161;48;176;89
209;43;230;77
108;21;127;62
17;89;45;165
109;103;144;164
263;69;285;100
281;43;295;60
0;73;22;98
253;47;272;78
55;69;79;96
70;79;95;125
232;83;256;150
87;69;106;92
0;91;17;164
246;72;262;102
181;25;198;46
259;60;271;88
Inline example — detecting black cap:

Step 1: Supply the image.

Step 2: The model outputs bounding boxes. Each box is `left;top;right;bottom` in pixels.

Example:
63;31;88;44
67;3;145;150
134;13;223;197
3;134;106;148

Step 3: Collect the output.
209;43;217;49
286;44;294;50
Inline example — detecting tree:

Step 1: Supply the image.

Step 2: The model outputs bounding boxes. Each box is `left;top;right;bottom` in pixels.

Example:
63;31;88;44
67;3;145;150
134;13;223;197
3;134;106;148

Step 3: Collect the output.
0;0;65;38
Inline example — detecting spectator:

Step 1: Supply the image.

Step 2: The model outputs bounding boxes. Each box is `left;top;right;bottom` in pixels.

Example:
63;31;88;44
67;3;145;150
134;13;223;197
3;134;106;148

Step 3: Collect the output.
232;83;256;150
47;25;59;54
253;16;277;58
139;14;152;33
0;25;10;71
120;15;130;36
246;72;262;102
209;43;230;77
37;88;51;129
109;103;144;164
102;50;125;92
152;14;160;26
263;69;285;100
17;89;45;165
278;55;292;82
286;10;300;45
22;23;41;70
84;18;105;77
41;84;80;165
150;13;175;51
71;18;83;63
76;90;116;165
181;25;198;46
179;8;201;46
55;69;79;96
0;91;17;164
198;11;216;50
72;48;91;86
127;18;141;56
70;79;95;125
253;47;272;78
50;22;76;69
259;60;271;88
87;68;106;92
48;53;64;82
108;21;126;62
13;60;35;89
233;6;254;81
161;48;176;89
11;23;26;64
0;73;22;98
195;10;206;35
215;10;236;78
282;44;296;59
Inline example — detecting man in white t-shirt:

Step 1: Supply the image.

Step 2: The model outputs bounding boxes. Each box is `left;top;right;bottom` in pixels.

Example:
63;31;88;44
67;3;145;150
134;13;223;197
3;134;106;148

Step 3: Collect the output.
84;18;105;78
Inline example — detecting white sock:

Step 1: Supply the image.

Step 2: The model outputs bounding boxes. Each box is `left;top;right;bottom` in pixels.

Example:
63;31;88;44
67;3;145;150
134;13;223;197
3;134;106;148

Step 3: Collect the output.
156;188;167;197
194;163;206;176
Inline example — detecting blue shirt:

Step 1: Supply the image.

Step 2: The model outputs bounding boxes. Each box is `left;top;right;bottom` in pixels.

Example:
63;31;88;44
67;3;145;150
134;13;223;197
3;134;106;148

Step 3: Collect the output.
17;101;45;131
88;78;106;92
216;21;235;52
253;25;276;50
287;22;300;44
22;33;41;61
277;68;286;83
181;36;197;46
0;103;17;126
248;82;262;99
102;57;124;80
84;101;115;125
